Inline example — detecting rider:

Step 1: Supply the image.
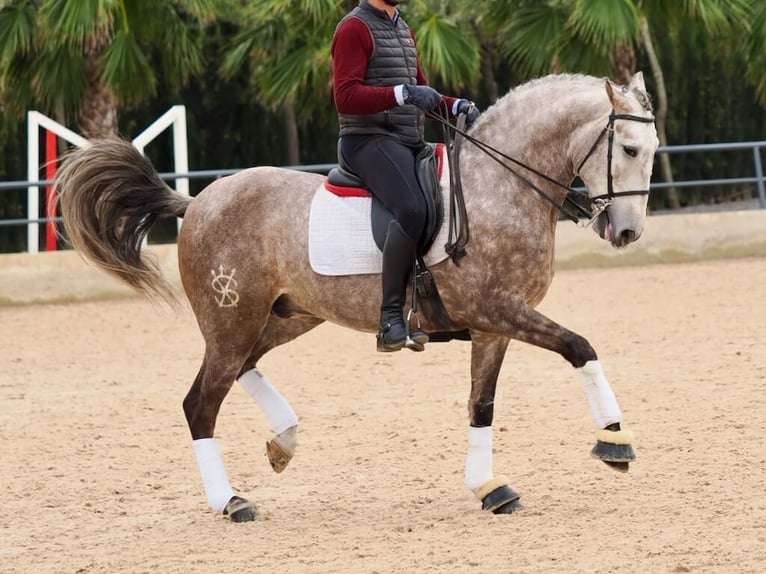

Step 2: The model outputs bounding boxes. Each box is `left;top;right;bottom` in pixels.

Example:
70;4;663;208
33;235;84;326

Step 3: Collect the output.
331;0;480;353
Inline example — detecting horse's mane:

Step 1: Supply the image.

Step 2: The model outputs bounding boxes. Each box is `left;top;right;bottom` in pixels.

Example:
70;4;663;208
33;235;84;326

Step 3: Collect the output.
481;73;653;127
511;73;604;96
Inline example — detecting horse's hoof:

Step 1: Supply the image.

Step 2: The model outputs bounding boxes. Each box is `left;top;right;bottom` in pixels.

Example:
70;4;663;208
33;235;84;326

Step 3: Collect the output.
491;495;524;514
266;426;297;473
482;484;522;513
266;438;293;473
590;429;635;472
601;460;630;473
223;496;257;522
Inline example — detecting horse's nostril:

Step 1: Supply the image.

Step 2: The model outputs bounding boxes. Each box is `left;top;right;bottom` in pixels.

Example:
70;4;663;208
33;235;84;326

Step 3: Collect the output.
619;229;636;244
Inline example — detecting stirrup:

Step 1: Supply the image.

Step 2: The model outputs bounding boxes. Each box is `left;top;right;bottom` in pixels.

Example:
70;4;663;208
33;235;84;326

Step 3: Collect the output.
404;309;428;352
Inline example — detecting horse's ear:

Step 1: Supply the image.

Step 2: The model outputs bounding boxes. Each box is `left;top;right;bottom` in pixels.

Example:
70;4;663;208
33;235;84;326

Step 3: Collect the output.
605;79;631;114
628;71;647;93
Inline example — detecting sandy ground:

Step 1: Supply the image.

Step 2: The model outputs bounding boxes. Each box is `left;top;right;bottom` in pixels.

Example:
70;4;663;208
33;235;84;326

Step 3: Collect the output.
1;257;765;574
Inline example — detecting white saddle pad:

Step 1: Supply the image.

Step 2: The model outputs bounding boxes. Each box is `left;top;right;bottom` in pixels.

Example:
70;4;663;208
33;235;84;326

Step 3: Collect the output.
308;161;452;276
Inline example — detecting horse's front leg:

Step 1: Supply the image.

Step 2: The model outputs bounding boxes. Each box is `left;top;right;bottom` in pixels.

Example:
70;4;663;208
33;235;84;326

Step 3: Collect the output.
466;332;523;514
476;304;636;472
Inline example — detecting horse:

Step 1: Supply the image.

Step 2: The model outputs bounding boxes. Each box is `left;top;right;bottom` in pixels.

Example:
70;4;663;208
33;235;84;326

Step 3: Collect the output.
55;72;659;522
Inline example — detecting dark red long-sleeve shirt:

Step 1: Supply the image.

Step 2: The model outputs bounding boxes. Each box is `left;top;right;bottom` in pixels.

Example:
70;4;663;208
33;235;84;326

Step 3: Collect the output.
331;16;458;116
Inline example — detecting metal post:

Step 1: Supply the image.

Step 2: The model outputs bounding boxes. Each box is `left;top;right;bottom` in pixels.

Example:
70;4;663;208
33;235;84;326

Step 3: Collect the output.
172;106;189;233
754;145;765;209
27;112;40;253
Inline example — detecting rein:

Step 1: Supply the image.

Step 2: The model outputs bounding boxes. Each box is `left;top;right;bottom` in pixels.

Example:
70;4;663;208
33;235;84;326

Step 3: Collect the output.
440;110;470;263
427;107;656;227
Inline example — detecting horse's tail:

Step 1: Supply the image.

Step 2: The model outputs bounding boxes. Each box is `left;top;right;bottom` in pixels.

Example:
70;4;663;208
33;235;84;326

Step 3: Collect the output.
55;138;192;304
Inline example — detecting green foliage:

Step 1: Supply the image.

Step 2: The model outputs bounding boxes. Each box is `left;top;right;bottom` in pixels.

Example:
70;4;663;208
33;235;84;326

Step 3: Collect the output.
102;29;156;105
0;0;214;123
568;0;639;48
220;0;343;117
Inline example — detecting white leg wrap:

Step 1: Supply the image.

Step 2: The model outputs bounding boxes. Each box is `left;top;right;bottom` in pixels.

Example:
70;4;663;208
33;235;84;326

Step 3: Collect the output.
193;438;236;513
464;426;494;494
577;360;622;428
238;368;298;435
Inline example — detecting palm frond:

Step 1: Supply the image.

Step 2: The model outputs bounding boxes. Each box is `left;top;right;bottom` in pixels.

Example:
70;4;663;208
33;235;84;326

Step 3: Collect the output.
682;0;751;35
31;43;87;114
0;2;36;62
415;15;480;90
101;28;156;104
501;3;568;77
568;0;639;49
40;0;113;48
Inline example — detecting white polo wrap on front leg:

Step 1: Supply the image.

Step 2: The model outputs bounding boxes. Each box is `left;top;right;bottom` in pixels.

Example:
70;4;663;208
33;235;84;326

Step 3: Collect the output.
238;368;298;435
465;426;494;494
193;438;235;513
577;360;622;428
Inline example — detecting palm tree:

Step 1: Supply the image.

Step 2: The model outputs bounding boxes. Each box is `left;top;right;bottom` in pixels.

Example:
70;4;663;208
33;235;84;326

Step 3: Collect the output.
220;0;346;165
220;0;481;165
0;0;215;138
474;0;757;208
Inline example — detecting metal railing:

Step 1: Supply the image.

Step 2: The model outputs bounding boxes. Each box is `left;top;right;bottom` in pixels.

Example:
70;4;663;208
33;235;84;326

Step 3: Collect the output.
1;141;764;253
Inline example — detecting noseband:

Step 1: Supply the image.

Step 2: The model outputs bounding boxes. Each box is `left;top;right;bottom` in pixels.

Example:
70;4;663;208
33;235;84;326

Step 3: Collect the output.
576;110;657;205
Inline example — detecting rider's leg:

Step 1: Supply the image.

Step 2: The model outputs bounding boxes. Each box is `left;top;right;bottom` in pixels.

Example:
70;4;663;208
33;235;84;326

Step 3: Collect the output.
378;219;419;351
339;135;428;351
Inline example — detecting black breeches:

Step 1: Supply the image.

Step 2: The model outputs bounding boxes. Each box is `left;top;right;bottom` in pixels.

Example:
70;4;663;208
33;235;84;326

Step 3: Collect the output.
339;135;427;241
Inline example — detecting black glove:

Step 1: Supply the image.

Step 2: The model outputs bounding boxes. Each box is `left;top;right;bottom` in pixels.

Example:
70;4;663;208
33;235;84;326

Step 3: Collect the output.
456;99;480;128
402;84;442;112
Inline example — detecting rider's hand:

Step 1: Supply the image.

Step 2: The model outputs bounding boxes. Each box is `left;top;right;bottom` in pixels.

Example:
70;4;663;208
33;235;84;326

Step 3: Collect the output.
455;99;480;128
401;84;442;112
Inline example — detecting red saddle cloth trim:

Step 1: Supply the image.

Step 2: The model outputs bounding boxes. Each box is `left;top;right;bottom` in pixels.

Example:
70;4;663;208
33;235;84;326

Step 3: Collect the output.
324;143;445;198
323;182;370;197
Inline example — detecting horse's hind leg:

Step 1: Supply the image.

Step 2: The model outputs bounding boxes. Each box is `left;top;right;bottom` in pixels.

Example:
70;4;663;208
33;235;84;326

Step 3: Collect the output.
236;313;324;474
464;332;523;514
185;310;322;523
184;338;258;522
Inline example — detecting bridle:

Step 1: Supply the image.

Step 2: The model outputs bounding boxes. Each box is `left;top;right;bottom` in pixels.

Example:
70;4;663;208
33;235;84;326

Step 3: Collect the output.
575;110;657;209
427;106;656;226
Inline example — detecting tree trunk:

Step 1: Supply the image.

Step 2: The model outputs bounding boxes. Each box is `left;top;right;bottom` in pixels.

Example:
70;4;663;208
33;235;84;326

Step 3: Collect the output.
79;44;119;139
480;42;499;104
282;98;300;165
612;45;635;85
640;16;679;209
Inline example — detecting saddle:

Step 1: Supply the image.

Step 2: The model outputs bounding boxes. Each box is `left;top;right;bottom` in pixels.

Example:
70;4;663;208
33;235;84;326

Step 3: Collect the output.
324;141;466;338
327;142;445;255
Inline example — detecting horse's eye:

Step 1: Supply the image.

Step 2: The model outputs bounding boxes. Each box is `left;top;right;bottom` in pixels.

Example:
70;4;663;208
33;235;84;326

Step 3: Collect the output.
623;146;638;158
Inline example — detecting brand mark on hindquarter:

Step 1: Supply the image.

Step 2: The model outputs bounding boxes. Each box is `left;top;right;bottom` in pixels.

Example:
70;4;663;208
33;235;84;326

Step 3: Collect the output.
210;265;239;308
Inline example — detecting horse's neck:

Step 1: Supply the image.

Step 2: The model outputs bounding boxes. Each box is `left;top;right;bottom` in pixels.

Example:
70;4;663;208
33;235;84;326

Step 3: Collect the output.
463;84;607;210
509;91;603;180
454;86;609;251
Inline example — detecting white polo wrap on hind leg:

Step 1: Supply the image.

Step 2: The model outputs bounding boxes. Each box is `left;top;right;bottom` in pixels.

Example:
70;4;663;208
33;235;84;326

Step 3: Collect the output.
238;368;298;434
193;438;235;513
464;426;494;494
577;360;622;428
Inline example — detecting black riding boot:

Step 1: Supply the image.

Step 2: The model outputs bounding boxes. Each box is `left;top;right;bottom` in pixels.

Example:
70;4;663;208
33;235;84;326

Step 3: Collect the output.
377;221;429;352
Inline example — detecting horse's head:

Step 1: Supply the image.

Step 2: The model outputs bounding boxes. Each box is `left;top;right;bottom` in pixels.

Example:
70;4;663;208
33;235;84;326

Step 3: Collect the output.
577;72;659;248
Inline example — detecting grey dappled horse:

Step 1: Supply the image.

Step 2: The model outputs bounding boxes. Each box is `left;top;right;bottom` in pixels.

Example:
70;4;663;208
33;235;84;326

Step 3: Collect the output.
56;72;659;521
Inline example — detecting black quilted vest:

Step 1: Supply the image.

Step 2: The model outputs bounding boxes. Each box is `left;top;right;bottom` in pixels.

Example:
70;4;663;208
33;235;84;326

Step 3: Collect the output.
335;1;423;145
